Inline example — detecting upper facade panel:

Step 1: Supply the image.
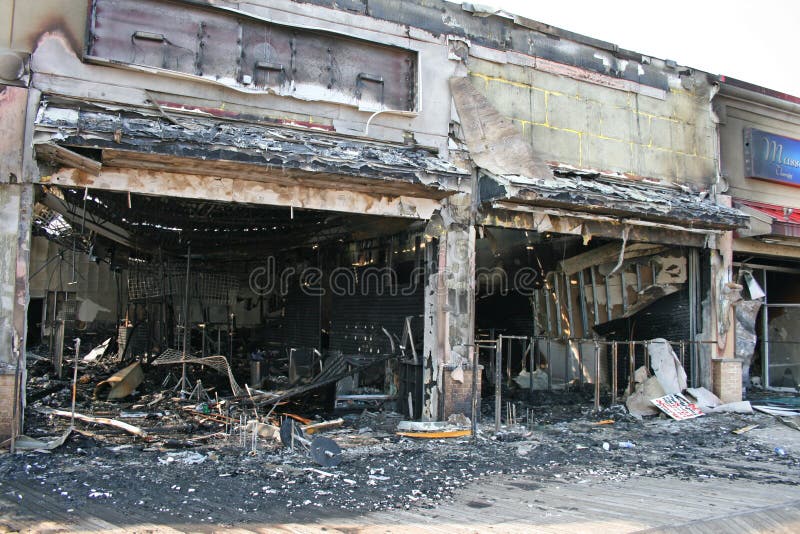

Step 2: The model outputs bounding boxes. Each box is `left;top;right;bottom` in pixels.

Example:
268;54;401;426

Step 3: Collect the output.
87;0;418;112
6;0;731;189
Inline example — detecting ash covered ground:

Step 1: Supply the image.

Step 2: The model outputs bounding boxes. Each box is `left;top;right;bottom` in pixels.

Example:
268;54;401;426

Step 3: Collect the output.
2;356;800;530
2;397;799;530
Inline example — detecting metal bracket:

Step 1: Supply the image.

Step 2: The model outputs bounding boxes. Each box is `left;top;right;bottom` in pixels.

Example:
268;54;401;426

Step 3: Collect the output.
132;31;166;42
131;31;167;68
355;72;385;105
254;61;286;85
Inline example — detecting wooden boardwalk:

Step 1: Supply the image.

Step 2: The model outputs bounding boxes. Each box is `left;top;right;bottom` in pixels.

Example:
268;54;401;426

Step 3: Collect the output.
3;472;800;533
274;475;800;534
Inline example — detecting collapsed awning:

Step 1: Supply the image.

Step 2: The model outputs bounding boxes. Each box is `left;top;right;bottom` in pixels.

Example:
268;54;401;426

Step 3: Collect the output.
734;198;800;239
33;98;467;200
477;167;749;245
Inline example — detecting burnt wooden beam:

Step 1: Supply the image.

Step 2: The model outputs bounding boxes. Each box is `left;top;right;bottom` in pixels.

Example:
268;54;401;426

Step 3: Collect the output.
559;243;668;276
35;103;466;198
40;167;443;221
35;143;102;175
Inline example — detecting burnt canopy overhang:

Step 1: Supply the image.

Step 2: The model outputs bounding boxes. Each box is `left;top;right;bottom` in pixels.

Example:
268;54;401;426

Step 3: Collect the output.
34;100;466;198
478;167;749;231
734;198;800;240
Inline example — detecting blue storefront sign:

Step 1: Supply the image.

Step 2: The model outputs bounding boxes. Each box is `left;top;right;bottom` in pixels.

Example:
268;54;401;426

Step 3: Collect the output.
745;128;800;187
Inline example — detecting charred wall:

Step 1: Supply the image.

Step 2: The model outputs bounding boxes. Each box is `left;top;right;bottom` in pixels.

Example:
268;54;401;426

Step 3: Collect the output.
596;287;691;342
329;289;424;355
476;292;533;337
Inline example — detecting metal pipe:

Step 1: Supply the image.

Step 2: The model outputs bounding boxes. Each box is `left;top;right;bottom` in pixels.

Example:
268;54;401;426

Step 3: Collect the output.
158;249;166;350
628;340;635;393
71;338;81;427
531;294;538;402
577;341;583;386
471;338;479;442
604;274;613;323
505;335;511;381
182;244;191;355
552;273;563;335
731;261;800;275
688;248;699;387
50;304;58;374
619;269;628;315
546;339;552;391
55;319;65;379
10;333;21;454
578;271;589;336
593;341;600;412
529;338;535;401
544;285;553;336
590;267;600;325
228;312;235;362
565;340;571;385
611;341;618;405
762;269;770;387
495;336;502;433
564;273;575;337
180;243;191;395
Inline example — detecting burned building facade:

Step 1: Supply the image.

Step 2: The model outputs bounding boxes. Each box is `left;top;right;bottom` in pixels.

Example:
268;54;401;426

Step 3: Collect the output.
1;0;750;441
715;78;800;392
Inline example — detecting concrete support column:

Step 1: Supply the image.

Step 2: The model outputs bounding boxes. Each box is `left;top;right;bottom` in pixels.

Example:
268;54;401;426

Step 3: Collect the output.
0;84;36;443
716;196;737;359
0;183;33;442
421;194;476;421
710;196;741;402
695;194;741;401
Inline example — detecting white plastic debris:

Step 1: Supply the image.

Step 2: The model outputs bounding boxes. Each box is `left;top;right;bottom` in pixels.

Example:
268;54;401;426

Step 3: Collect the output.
158;451;207;465
685;387;722;411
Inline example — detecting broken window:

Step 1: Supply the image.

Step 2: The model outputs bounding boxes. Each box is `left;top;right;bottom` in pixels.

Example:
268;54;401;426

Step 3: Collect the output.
734;261;800;391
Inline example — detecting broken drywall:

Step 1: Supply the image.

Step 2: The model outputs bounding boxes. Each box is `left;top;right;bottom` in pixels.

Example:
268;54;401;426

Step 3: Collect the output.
448;77;553;181
648;338;688;395
626;369;665;417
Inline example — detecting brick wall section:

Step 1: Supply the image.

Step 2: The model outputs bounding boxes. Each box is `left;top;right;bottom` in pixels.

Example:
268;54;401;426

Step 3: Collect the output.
467;59;717;186
441;366;482;420
712;358;743;404
0;374;16;442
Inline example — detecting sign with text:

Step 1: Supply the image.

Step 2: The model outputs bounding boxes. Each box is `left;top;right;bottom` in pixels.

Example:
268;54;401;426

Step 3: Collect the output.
651;394;704;421
745;128;800;187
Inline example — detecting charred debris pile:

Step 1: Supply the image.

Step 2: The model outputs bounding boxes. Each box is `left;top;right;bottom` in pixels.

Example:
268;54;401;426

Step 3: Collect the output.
3;336;800;524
